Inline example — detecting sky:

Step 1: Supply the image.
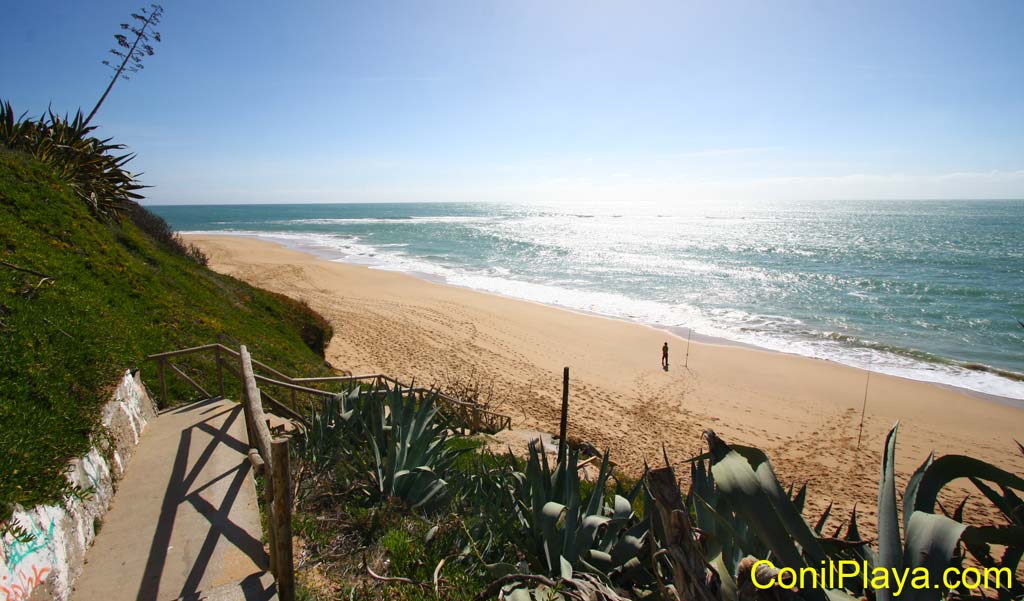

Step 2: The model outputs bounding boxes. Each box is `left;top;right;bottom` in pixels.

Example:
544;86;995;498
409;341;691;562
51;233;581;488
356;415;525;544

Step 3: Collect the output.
2;1;1023;205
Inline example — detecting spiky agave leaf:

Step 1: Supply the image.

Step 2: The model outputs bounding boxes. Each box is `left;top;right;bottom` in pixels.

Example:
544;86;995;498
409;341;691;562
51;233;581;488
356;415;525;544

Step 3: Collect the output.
703;430;854;601
362;385;466;512
792;482;808;514
813;501;832;535
905;453;1024;519
901;512;968;601
705;431;830;569
511;442;654;589
0;100;147;218
876;422;903;601
875;423;1023;601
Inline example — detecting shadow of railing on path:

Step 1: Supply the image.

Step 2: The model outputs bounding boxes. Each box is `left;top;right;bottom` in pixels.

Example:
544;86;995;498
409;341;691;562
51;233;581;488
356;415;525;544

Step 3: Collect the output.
136;400;269;601
146;342;516;601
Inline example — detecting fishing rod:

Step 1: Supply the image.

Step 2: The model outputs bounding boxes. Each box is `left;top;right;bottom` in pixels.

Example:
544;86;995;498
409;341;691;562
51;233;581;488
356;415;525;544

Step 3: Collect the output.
856;355;872;449
684;326;693;369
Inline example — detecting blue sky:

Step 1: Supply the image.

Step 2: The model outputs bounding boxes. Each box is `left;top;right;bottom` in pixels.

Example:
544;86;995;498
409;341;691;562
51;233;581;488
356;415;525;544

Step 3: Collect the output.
2;1;1023;204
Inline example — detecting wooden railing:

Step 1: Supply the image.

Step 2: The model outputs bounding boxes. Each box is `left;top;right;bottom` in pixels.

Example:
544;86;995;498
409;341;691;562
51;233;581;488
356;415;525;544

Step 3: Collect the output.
239;345;295;601
289;374;513;433
146;342;515;601
146;343;513;433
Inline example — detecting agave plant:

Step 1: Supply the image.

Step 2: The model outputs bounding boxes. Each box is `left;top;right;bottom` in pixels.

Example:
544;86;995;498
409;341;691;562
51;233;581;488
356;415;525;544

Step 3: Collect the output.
362;383;465;512
845;422;1024;601
293;381;465;512
494;441;655;594
0;100;145;218
293;387;359;479
455;447;527;555
689;425;1024;601
658;431;895;601
304;388;351;458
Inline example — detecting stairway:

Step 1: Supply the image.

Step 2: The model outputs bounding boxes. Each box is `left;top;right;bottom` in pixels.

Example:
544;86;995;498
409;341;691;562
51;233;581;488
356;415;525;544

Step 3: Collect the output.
71;397;276;601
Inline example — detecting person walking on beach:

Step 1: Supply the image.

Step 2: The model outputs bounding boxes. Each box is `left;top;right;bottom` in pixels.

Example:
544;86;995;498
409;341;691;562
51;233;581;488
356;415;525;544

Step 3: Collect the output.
662;342;669;370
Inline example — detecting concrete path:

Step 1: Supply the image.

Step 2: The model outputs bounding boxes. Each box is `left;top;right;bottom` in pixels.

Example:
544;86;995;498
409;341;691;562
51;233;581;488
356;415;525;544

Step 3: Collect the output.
72;398;275;601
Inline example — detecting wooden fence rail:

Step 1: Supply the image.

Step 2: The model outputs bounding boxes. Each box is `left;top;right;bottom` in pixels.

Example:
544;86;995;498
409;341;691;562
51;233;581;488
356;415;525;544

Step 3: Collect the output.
239;345;294;601
146;341;515;601
146;343;512;433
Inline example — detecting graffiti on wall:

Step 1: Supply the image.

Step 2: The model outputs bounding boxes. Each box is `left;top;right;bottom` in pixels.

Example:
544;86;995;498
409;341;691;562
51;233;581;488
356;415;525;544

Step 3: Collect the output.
1;564;51;601
1;370;153;601
0;513;57;601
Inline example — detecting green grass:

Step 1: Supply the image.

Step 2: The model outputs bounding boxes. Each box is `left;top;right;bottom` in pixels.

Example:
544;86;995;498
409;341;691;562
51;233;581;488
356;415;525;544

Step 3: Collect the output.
0;150;333;519
292;500;495;601
289;432;523;600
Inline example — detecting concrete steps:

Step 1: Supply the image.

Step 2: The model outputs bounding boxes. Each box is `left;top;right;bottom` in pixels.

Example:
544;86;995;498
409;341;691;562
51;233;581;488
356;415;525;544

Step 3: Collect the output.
71;398;274;601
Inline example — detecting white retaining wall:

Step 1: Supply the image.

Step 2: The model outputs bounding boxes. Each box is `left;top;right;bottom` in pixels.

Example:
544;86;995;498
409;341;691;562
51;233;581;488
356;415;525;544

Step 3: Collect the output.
0;370;157;601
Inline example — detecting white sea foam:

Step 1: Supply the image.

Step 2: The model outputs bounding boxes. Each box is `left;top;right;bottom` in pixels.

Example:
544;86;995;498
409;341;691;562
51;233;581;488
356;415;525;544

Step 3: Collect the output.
266;216;497;226
183;228;1024;403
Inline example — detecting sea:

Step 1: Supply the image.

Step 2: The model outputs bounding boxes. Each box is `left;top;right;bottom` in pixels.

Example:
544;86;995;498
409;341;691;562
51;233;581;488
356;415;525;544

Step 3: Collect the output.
151;200;1024;402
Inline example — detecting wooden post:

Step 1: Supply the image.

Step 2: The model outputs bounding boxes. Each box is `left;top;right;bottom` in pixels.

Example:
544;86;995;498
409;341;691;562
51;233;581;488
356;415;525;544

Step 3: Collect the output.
272;438;295;601
157;358;168;408
239;352;254;448
557;367;569;465
247;449;265;476
264;461;278;578
240;378;255;450
215;346;225;398
241;346;274;462
240;344;280;577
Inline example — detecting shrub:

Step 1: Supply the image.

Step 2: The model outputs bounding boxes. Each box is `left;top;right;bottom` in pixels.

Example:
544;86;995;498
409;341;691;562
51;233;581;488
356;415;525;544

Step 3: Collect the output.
121;200;208;265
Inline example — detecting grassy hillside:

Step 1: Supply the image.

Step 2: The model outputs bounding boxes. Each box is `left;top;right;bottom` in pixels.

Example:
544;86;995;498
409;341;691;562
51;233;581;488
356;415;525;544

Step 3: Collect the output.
0;150;332;518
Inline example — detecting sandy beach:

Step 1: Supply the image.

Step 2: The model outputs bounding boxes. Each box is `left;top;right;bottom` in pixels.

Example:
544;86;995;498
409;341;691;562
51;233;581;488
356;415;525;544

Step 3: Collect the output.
186;233;1024;534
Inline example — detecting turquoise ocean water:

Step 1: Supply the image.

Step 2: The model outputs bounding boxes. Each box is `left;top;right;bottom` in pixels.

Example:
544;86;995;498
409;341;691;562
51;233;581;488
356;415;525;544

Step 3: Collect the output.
152;200;1024;401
